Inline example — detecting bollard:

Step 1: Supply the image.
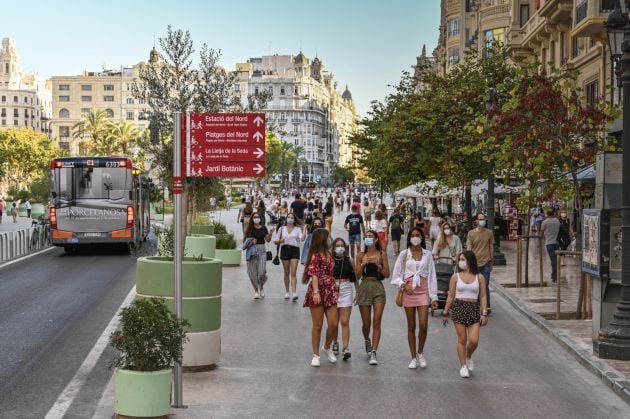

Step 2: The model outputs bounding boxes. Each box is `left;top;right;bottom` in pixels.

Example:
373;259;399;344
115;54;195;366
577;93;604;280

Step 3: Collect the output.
538;236;544;288
516;237;522;288
557;251;562;320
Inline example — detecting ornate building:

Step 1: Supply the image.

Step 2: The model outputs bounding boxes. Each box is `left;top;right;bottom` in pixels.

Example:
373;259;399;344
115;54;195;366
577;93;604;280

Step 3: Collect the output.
234;53;358;185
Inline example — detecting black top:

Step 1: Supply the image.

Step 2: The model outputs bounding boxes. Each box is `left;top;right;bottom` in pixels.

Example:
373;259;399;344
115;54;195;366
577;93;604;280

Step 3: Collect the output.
345;213;364;235
389;214;404;231
291;200;307;219
363;262;380;278
248;225;269;244
333;256;356;282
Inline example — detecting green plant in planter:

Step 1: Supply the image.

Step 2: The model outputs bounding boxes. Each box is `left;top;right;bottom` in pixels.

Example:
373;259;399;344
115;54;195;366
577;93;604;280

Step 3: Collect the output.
193;214;211;225
156;225;204;261
216;233;237;250
109;298;189;371
211;222;228;235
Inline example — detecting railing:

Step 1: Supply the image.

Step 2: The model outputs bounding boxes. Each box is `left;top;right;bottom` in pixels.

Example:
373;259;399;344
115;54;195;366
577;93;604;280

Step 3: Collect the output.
575;1;588;25
601;0;616;12
0;226;51;263
480;4;510;21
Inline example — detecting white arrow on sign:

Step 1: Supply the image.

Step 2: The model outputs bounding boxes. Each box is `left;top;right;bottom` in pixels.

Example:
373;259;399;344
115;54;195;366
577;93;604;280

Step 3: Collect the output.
254;147;264;158
254;163;264;174
253;116;264;127
253;131;264;142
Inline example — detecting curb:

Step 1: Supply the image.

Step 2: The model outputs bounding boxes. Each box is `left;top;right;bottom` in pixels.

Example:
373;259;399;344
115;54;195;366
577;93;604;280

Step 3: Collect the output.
492;281;630;405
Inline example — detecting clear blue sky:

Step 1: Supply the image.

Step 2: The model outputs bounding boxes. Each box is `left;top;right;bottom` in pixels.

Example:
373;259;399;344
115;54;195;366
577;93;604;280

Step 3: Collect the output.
3;0;440;117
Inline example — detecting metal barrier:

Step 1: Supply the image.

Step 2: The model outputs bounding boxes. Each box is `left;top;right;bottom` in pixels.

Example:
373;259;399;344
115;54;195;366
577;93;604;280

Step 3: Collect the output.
555;250;590;320
0;227;51;263
515;235;545;288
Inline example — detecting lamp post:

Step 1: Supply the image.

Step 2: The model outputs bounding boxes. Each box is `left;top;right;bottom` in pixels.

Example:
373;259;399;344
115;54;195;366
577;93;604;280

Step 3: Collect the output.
597;0;630;360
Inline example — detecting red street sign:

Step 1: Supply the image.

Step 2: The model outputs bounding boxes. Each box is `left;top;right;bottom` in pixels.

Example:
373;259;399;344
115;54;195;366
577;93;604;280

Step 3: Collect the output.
187;161;266;177
173;176;184;194
182;113;266;177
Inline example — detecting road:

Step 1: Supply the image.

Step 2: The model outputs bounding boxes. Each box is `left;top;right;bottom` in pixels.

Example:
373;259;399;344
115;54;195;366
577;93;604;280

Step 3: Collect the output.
0;244;146;418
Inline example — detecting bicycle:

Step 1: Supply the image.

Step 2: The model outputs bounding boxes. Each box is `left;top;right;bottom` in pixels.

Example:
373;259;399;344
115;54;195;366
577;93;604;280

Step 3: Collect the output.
29;217;51;251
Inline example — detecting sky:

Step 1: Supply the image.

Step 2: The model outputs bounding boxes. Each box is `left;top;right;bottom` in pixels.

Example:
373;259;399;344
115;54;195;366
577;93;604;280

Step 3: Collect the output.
2;0;440;117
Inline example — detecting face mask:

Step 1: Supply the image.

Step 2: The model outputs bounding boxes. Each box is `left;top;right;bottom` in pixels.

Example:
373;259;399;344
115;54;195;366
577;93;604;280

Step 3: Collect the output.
458;260;468;271
410;237;422;246
334;246;345;255
286;218;294;224
444;229;451;236
478;220;486;228
364;238;374;247
252;218;261;224
560;213;567;218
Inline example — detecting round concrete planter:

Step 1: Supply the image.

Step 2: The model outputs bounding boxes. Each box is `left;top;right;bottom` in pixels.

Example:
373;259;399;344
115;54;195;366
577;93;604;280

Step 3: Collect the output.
192;224;215;235
185;234;216;259
214;248;242;266
136;256;222;367
114;368;172;417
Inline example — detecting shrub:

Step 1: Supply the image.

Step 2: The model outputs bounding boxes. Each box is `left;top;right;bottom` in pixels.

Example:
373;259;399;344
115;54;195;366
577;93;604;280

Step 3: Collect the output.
216;233;237;250
212;222;228;234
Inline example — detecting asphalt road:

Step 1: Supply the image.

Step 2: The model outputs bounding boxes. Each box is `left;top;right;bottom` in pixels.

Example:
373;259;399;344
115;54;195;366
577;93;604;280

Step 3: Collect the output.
0;244;145;419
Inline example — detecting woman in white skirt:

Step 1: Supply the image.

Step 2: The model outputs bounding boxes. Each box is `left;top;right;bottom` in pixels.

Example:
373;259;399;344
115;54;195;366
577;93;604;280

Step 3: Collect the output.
330;237;358;360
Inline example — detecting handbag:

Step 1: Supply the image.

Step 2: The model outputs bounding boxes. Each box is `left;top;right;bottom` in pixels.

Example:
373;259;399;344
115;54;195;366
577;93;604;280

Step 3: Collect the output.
395;250;409;307
266;250;273;261
273;227;283;265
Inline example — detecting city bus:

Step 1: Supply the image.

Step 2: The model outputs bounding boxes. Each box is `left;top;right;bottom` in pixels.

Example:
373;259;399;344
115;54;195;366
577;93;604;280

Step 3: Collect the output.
49;156;152;252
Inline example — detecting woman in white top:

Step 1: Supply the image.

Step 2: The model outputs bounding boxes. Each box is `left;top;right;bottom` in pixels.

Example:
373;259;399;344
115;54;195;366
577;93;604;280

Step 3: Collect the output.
391;227;438;369
441;250;488;378
372;209;389;248
274;213;306;301
428;209;442;245
432;222;462;264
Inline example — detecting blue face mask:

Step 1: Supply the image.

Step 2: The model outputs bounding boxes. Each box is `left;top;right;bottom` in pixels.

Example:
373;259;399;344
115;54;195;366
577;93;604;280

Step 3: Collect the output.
364;237;374;247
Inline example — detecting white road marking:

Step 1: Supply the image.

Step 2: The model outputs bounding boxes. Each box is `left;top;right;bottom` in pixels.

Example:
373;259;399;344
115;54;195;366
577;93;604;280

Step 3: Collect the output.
44;285;137;419
0;246;55;269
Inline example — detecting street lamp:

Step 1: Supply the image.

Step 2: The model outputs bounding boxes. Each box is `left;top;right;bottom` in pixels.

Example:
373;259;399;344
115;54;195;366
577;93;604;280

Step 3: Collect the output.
598;0;630;360
607;2;628;102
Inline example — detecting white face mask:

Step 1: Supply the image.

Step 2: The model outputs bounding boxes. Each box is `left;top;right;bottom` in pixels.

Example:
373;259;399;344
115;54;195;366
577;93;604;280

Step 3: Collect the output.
478;220;486;228
410;237;422;246
334;246;345;255
252;218;261;224
458;260;468;271
444;229;451;236
286;218;295;225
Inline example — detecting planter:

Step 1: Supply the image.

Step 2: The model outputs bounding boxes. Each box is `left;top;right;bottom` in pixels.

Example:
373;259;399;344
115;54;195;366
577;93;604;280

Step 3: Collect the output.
31;203;45;218
192;224;214;235
185;234;216;259
114;368;172;417
215;248;242;266
136;256;222;367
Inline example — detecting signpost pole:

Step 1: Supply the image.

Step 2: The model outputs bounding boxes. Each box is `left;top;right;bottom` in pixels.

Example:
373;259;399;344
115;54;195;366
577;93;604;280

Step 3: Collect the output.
173;112;184;407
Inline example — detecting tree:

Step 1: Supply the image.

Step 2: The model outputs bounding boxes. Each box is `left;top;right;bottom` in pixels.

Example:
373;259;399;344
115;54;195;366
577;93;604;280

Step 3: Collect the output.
0;128;59;191
105;120;143;156
72;109;112;154
331;165;355;184
265;132;303;188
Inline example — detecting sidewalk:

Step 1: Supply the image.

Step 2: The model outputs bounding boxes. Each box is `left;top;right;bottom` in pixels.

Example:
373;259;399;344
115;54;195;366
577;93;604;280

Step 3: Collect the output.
0;216;35;233
491;240;630;402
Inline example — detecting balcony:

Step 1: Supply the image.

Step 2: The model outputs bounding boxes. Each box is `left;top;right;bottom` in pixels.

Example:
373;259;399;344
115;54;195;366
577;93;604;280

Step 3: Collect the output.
573;0;615;38
480;3;510;23
538;0;573;22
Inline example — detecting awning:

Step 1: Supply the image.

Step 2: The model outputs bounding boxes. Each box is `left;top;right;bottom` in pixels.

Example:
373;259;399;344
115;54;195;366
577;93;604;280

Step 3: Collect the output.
395;181;454;198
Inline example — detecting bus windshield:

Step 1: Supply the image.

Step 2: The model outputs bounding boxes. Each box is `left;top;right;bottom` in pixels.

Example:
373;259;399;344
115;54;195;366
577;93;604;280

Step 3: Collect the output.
55;167;129;202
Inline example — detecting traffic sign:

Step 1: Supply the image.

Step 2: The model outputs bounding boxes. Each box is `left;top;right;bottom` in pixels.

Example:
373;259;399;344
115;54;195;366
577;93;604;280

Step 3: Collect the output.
183;112;266;177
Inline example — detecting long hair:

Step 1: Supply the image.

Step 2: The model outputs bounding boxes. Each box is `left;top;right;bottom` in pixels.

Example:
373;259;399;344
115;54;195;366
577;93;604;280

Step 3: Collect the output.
434;223;450;250
303;228;331;284
364;229;382;252
460;250;479;275
244;202;253;214
375;210;383;221
406;227;426;250
332;237;349;258
244;215;262;238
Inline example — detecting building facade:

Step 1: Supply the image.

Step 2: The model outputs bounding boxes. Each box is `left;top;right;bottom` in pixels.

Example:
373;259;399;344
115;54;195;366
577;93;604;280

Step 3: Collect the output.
234;53;357;185
0;38;52;136
434;0;616;108
49;62;151;153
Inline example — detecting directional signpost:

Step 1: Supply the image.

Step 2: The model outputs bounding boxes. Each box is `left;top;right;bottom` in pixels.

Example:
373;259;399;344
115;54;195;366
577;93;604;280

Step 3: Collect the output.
172;112;266;408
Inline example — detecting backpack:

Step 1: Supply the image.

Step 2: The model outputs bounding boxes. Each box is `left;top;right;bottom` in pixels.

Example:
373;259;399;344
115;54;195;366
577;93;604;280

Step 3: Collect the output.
557;220;571;250
390;215;402;231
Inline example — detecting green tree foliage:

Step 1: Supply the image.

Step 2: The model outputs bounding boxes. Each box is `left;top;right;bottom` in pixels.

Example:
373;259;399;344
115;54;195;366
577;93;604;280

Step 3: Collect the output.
72;109;111;155
331;165;355;184
265;131;303;187
0;128;59;190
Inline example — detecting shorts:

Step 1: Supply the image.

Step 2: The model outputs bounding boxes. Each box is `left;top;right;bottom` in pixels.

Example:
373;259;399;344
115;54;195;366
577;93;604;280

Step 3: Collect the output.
451;299;481;326
336;281;355;308
377;231;388;247
349;233;362;245
357;277;386;305
391;229;402;242
280;245;300;260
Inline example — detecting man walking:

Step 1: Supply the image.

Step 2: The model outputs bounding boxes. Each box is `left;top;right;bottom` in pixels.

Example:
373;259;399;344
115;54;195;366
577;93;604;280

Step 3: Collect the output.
389;207;405;254
290;193;307;225
466;213;494;313
344;203;365;258
540;210;560;283
25;200;32;218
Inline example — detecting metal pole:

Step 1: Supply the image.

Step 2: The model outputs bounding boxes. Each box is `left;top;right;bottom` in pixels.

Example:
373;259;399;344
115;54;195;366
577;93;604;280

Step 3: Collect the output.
538;236;544;288
556;252;561;320
173;113;184;406
596;13;630;359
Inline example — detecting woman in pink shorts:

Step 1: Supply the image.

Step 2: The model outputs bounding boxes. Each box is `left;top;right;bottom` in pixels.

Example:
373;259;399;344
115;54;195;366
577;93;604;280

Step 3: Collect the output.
391;227;438;369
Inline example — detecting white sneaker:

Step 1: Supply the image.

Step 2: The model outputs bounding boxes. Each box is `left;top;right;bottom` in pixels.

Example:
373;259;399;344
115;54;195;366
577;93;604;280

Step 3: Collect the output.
292;294;299;302
417;353;427;368
260;289;265;298
466;358;474;372
322;346;337;363
253;292;260;299
408;358;418;369
311;355;320;367
459;366;470;378
284;292;290;300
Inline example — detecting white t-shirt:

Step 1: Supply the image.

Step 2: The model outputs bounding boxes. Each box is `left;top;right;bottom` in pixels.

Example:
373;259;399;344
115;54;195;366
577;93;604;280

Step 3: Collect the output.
275;225;303;247
371;219;387;232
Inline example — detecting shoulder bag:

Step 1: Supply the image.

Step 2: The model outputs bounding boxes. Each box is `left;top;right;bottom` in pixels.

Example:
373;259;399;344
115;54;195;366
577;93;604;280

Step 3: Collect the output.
395;250;409;307
272;227;282;265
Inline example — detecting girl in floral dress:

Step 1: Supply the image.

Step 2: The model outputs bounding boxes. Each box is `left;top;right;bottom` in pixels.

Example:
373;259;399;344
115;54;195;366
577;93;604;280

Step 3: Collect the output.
303;228;338;367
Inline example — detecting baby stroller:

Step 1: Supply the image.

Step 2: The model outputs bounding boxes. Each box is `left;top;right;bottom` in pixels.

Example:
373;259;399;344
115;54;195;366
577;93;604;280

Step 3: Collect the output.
431;257;454;316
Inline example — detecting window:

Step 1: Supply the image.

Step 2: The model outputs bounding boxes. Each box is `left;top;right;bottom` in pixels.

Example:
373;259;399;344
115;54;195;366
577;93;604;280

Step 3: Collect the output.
234;84;240;92
104;95;114;102
59;126;70;138
294;86;298;95
483;28;506;57
24;109;28;117
447;47;460;66
59;84;70;91
586;80;599;108
5;63;8;73
1;120;4;126
126;83;131;91
520;4;530;27
14;119;18;126
1;96;4;102
126;98;134;104
106;108;114;118
59;95;70;102
81;95;92;102
268;86;273;95
280;86;285;95
13;109;18;117
126;111;134;120
13;96;17;103
24;96;28;103
254;86;259;95
81;108;90;114
447;19;460;37
81;85;92;91
104;84;114;91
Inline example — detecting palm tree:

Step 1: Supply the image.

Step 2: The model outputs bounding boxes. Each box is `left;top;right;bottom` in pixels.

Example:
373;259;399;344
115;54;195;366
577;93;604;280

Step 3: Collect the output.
105;121;142;155
72;109;112;154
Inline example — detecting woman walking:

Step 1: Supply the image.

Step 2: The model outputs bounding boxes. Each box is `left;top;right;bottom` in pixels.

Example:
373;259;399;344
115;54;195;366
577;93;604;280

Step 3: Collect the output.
428;209;442;247
372;210;388;250
244;214;271;299
391;227;438;369
303;228;339;367
356;230;390;365
241;201;254;232
275;213;306;301
432;222;462;264
324;196;334;233
301;217;324;265
331;237;358;360
441;250;489;378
